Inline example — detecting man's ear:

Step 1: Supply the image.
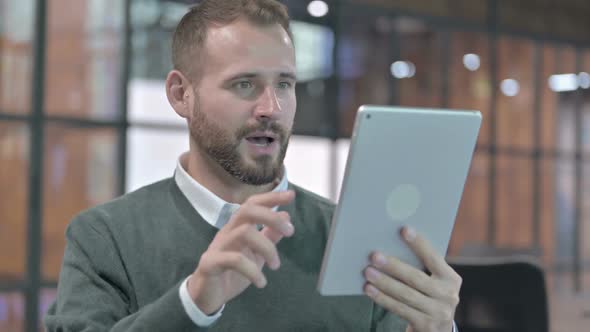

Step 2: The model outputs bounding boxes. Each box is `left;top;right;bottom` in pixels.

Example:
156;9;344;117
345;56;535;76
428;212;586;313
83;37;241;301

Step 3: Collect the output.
165;69;193;119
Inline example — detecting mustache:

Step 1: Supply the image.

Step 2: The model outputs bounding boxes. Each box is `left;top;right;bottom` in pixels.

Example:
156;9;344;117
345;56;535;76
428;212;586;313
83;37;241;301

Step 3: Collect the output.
236;121;288;141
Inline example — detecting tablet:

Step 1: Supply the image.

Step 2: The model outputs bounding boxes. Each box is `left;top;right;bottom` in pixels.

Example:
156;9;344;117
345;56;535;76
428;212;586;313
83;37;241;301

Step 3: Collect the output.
317;105;482;296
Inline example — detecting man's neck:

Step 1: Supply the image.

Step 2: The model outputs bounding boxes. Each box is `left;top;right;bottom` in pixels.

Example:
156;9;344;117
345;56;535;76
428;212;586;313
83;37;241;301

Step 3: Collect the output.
183;149;276;204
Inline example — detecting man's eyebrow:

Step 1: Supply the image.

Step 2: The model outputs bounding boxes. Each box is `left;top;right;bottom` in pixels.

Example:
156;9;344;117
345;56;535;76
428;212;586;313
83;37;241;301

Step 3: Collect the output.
227;73;258;81
225;72;298;81
279;72;297;81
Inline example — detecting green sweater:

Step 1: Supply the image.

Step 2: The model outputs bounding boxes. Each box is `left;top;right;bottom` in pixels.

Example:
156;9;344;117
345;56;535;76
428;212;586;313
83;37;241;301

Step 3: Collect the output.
44;178;406;331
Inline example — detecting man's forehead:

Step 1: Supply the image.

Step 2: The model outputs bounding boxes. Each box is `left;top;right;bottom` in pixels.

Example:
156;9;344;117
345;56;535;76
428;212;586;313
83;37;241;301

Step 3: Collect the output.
200;21;296;78
205;19;293;54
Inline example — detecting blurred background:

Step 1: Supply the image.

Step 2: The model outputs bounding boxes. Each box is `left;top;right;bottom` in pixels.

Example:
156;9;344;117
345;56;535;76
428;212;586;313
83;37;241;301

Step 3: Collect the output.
2;0;590;331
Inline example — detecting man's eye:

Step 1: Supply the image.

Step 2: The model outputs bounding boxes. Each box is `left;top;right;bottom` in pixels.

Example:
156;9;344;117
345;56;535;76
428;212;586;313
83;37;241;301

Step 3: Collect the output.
278;82;292;89
234;81;253;89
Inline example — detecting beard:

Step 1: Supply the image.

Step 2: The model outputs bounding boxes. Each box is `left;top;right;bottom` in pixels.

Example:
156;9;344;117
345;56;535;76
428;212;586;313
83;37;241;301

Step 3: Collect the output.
189;106;290;186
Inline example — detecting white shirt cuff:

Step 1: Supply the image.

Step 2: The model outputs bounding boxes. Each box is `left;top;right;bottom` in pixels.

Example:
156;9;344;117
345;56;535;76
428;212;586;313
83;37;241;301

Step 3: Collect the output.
452;320;458;332
179;276;224;327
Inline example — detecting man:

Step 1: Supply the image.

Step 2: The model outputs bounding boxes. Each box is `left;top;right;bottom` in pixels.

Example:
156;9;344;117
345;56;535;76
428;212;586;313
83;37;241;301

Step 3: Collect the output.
45;1;461;331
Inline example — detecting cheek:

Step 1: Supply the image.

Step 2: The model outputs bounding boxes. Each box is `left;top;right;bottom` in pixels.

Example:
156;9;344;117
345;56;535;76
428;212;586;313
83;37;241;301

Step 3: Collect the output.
199;99;246;128
279;93;297;123
214;113;244;134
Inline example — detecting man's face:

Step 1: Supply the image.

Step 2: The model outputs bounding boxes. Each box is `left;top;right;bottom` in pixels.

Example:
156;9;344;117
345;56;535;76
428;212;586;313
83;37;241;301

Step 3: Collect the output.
188;19;296;186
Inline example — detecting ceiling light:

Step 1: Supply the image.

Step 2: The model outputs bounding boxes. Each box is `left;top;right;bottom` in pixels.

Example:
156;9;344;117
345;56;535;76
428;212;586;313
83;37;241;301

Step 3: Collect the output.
307;1;329;18
463;53;480;71
500;79;520;97
549;73;579;92
390;61;416;79
578;72;590;89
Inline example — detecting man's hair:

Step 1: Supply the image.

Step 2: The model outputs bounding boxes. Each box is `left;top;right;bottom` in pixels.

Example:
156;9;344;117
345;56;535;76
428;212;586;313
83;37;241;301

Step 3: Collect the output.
172;0;292;80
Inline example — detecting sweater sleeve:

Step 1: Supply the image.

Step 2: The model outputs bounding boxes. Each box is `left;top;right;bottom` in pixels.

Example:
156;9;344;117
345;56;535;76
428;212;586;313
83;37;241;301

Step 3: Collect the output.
372;303;408;332
43;211;207;332
372;305;458;332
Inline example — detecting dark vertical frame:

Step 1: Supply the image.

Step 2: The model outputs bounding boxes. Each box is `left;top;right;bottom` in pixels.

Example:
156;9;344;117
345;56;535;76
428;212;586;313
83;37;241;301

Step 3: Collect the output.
327;0;342;200
487;0;499;245
552;46;562;291
532;43;543;248
25;0;47;330
389;20;401;106
573;48;584;292
440;30;451;109
117;0;132;196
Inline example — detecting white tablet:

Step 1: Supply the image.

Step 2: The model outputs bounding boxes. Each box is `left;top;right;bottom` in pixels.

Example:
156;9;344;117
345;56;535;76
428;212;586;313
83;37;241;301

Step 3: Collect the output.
317;105;482;296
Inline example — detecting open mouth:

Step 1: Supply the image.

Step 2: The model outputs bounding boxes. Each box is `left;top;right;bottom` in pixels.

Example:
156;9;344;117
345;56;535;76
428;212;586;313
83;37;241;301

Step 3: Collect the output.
246;136;276;146
245;132;278;146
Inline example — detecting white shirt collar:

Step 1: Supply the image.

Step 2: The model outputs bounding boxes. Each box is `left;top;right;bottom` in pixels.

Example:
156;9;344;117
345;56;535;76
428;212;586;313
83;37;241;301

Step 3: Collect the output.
174;152;289;229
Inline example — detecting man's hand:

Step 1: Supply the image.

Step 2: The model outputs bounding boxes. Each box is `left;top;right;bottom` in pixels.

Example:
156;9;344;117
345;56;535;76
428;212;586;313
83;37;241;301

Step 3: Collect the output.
363;227;461;332
187;190;296;315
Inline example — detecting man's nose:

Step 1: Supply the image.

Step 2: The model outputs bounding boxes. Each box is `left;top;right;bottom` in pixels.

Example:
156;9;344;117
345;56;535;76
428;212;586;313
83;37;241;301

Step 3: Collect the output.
253;87;281;120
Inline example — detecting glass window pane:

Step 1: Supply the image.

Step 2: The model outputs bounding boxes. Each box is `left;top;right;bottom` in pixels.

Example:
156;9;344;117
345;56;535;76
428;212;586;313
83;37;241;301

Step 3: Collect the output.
540;158;556;266
449;31;491;146
583;162;590;292
126;127;188;192
45;0;124;120
0;292;24;331
128;79;185;125
0;0;35;114
449;152;489;256
555;47;578;154
291;21;334;137
0;122;29;280
540;46;559;152
42;125;119;280
128;0;180;121
495;155;533;248
581;50;590;156
284;136;332;200
40;288;57;325
130;0;187;81
337;12;395;137
554;159;575;292
396;17;444;108
347;0;488;24
292;79;333;137
292;21;334;83
497;37;535;150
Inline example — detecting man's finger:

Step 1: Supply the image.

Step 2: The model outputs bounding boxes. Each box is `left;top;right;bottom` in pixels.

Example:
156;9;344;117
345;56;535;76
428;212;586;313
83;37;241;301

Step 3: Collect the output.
370;252;444;299
261;223;285;244
222;225;281;270
364;282;428;330
228;204;294;237
201;251;267;288
245;190;295;208
364;266;437;315
400;226;456;278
